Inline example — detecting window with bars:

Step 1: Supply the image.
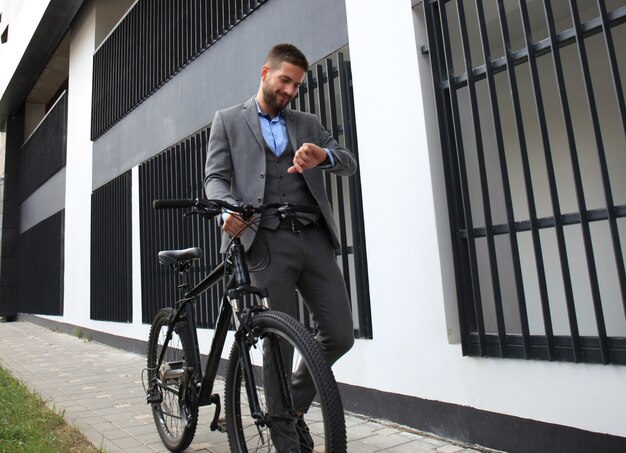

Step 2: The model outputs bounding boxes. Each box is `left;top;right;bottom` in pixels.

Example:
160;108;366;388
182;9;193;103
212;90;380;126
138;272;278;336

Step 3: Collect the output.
139;49;372;338
422;0;626;364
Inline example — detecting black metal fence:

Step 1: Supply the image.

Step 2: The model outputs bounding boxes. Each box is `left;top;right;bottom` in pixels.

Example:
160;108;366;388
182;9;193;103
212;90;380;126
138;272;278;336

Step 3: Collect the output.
91;0;267;140
19;91;67;201
90;172;133;322
139;127;222;327
423;0;625;364
17;211;65;315
139;50;372;338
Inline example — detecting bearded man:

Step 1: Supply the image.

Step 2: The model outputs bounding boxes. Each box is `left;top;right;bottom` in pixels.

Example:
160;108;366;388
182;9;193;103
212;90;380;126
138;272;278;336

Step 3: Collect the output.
204;43;356;453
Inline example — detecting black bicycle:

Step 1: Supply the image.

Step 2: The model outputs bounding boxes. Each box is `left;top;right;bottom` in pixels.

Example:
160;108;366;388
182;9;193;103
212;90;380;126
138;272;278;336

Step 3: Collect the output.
144;198;346;452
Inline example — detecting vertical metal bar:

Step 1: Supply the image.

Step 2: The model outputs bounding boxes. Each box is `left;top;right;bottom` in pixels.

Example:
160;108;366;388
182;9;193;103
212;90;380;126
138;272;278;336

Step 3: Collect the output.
297;84;306;112
123;14;130;116
306;69;316;115
325;58;339;205
324;58;336;205
518;0;568;361
210;0;218;42
148;160;155;321
568;0;616;363
193;0;200;57
172;0;178;77
199;0;207;48
91;52;98;139
146;0;152;95
184;0;191;64
144;161;152;323
145;160;153;322
341;55;372;339
126;172;133;322
597;0;626;140
112;28;119;124
134;6;140;108
598;0;626;324
438;0;488;356
316;64;328;128
138;166;143;322
424;0;472;355
475;0;531;359
456;0;508;358
90;192;95;318
139;163;145;322
218;0;224;36
110;181;115;320
336;52;353;309
153;0;160;93
162;0;168;83
159;0;164;86
497;0;552;360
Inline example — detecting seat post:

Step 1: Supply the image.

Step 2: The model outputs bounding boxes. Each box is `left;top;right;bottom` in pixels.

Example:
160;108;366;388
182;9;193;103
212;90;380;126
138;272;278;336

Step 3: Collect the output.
175;261;193;291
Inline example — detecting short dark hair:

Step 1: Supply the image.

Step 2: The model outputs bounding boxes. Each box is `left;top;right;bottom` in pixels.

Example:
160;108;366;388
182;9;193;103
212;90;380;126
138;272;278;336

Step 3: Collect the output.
264;43;309;71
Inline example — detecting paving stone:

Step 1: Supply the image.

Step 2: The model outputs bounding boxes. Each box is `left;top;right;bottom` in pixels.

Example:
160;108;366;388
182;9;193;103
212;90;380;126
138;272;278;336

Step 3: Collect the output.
0;321;498;453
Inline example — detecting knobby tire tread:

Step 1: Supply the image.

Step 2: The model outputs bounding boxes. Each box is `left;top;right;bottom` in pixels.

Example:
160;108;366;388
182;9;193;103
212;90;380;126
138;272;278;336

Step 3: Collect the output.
147;308;199;452
224;310;346;452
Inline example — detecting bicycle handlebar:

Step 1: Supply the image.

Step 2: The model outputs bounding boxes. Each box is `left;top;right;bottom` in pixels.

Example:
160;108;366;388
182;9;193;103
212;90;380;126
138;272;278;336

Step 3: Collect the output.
152;199;198;209
152;198;321;219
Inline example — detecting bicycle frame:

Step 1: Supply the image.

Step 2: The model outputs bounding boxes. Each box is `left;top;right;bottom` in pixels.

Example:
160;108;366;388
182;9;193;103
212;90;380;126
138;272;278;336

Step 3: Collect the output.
154;238;270;410
148;199;344;451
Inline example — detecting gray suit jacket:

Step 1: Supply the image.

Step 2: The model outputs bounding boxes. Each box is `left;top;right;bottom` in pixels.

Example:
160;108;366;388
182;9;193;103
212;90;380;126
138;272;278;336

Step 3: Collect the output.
204;96;357;252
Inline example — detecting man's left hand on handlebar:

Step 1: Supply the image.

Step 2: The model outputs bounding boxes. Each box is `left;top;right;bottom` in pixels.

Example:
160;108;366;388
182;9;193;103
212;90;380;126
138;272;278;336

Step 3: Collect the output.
222;212;252;237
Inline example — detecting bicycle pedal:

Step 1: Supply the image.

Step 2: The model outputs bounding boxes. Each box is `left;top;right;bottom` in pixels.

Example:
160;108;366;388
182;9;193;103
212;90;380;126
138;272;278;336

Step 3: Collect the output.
215;417;227;433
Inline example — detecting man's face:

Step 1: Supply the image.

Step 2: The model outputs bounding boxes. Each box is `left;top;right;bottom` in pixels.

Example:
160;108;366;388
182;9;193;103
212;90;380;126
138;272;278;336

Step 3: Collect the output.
261;62;306;113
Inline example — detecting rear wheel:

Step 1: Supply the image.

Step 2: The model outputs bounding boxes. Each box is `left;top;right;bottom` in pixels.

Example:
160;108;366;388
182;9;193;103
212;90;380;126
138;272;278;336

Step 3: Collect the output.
147;308;199;452
225;310;346;452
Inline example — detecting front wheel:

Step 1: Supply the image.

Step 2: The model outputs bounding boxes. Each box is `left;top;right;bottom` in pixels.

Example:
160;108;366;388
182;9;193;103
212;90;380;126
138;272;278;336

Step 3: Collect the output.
224;310;346;452
147;308;199;452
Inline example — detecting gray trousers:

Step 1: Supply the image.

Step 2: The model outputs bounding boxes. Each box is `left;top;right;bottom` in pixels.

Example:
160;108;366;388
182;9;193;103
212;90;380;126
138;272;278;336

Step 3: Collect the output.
247;225;354;414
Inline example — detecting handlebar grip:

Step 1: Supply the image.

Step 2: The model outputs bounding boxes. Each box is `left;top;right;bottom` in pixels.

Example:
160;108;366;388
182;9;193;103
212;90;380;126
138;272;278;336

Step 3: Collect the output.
153;199;197;209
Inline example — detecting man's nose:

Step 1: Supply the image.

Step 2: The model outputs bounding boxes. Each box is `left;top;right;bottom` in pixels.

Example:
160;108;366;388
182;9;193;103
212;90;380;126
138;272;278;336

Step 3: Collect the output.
286;84;298;97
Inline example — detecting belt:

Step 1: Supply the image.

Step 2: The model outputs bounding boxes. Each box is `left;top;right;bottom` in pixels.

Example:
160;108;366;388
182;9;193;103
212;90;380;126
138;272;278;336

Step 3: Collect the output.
277;217;323;233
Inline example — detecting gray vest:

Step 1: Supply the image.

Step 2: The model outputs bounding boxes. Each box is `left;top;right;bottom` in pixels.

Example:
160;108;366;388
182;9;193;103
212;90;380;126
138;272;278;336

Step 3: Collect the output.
260;140;319;229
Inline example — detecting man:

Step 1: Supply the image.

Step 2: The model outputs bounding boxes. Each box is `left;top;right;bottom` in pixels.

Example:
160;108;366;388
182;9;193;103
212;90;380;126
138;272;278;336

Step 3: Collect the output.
204;43;356;452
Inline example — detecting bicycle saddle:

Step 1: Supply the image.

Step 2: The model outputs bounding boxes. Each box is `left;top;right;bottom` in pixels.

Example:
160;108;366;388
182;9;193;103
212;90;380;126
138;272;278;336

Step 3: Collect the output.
158;247;203;266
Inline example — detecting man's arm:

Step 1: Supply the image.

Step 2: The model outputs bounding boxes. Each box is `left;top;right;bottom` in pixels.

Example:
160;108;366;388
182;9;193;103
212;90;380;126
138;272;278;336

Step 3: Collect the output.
288;119;357;176
204;110;237;204
205;109;257;238
317;127;357;176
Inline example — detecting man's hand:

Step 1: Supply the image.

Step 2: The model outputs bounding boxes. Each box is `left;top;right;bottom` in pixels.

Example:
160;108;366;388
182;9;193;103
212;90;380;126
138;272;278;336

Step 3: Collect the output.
222;212;250;237
288;143;328;174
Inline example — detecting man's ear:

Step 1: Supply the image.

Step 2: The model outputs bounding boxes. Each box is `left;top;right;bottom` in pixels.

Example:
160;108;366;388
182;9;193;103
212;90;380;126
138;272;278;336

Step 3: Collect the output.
261;64;270;81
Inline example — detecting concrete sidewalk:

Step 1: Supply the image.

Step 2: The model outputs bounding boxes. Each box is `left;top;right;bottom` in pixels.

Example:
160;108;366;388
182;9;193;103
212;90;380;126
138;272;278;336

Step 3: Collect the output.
0;320;491;452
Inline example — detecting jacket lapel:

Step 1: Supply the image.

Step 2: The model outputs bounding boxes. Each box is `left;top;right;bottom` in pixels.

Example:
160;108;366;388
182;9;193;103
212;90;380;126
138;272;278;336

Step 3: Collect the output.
284;109;298;153
242;96;265;151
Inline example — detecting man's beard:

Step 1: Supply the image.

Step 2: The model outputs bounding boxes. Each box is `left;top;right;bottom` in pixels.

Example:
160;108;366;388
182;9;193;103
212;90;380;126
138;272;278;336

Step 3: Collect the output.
262;83;292;112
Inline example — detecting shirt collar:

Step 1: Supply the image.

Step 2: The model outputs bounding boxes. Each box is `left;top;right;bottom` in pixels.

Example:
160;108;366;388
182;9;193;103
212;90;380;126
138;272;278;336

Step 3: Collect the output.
254;96;284;120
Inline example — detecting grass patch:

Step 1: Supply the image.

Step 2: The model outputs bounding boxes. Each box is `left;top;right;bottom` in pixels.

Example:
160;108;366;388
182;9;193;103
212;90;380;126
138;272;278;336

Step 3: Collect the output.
0;365;103;452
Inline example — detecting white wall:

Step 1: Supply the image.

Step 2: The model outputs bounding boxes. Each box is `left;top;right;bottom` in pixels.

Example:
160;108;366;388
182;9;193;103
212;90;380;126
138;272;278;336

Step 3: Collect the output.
61;1;94;324
343;0;626;439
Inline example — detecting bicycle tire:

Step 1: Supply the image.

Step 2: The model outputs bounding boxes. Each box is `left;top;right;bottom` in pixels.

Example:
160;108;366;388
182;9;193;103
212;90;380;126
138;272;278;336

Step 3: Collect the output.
147;308;199;452
224;310;346;452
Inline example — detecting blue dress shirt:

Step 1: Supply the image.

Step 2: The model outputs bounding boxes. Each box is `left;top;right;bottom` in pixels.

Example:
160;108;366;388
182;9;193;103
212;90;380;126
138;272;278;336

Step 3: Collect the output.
254;98;335;167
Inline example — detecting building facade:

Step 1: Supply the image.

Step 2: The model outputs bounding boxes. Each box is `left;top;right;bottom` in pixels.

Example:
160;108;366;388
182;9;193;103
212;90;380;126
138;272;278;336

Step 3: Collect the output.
1;0;625;451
